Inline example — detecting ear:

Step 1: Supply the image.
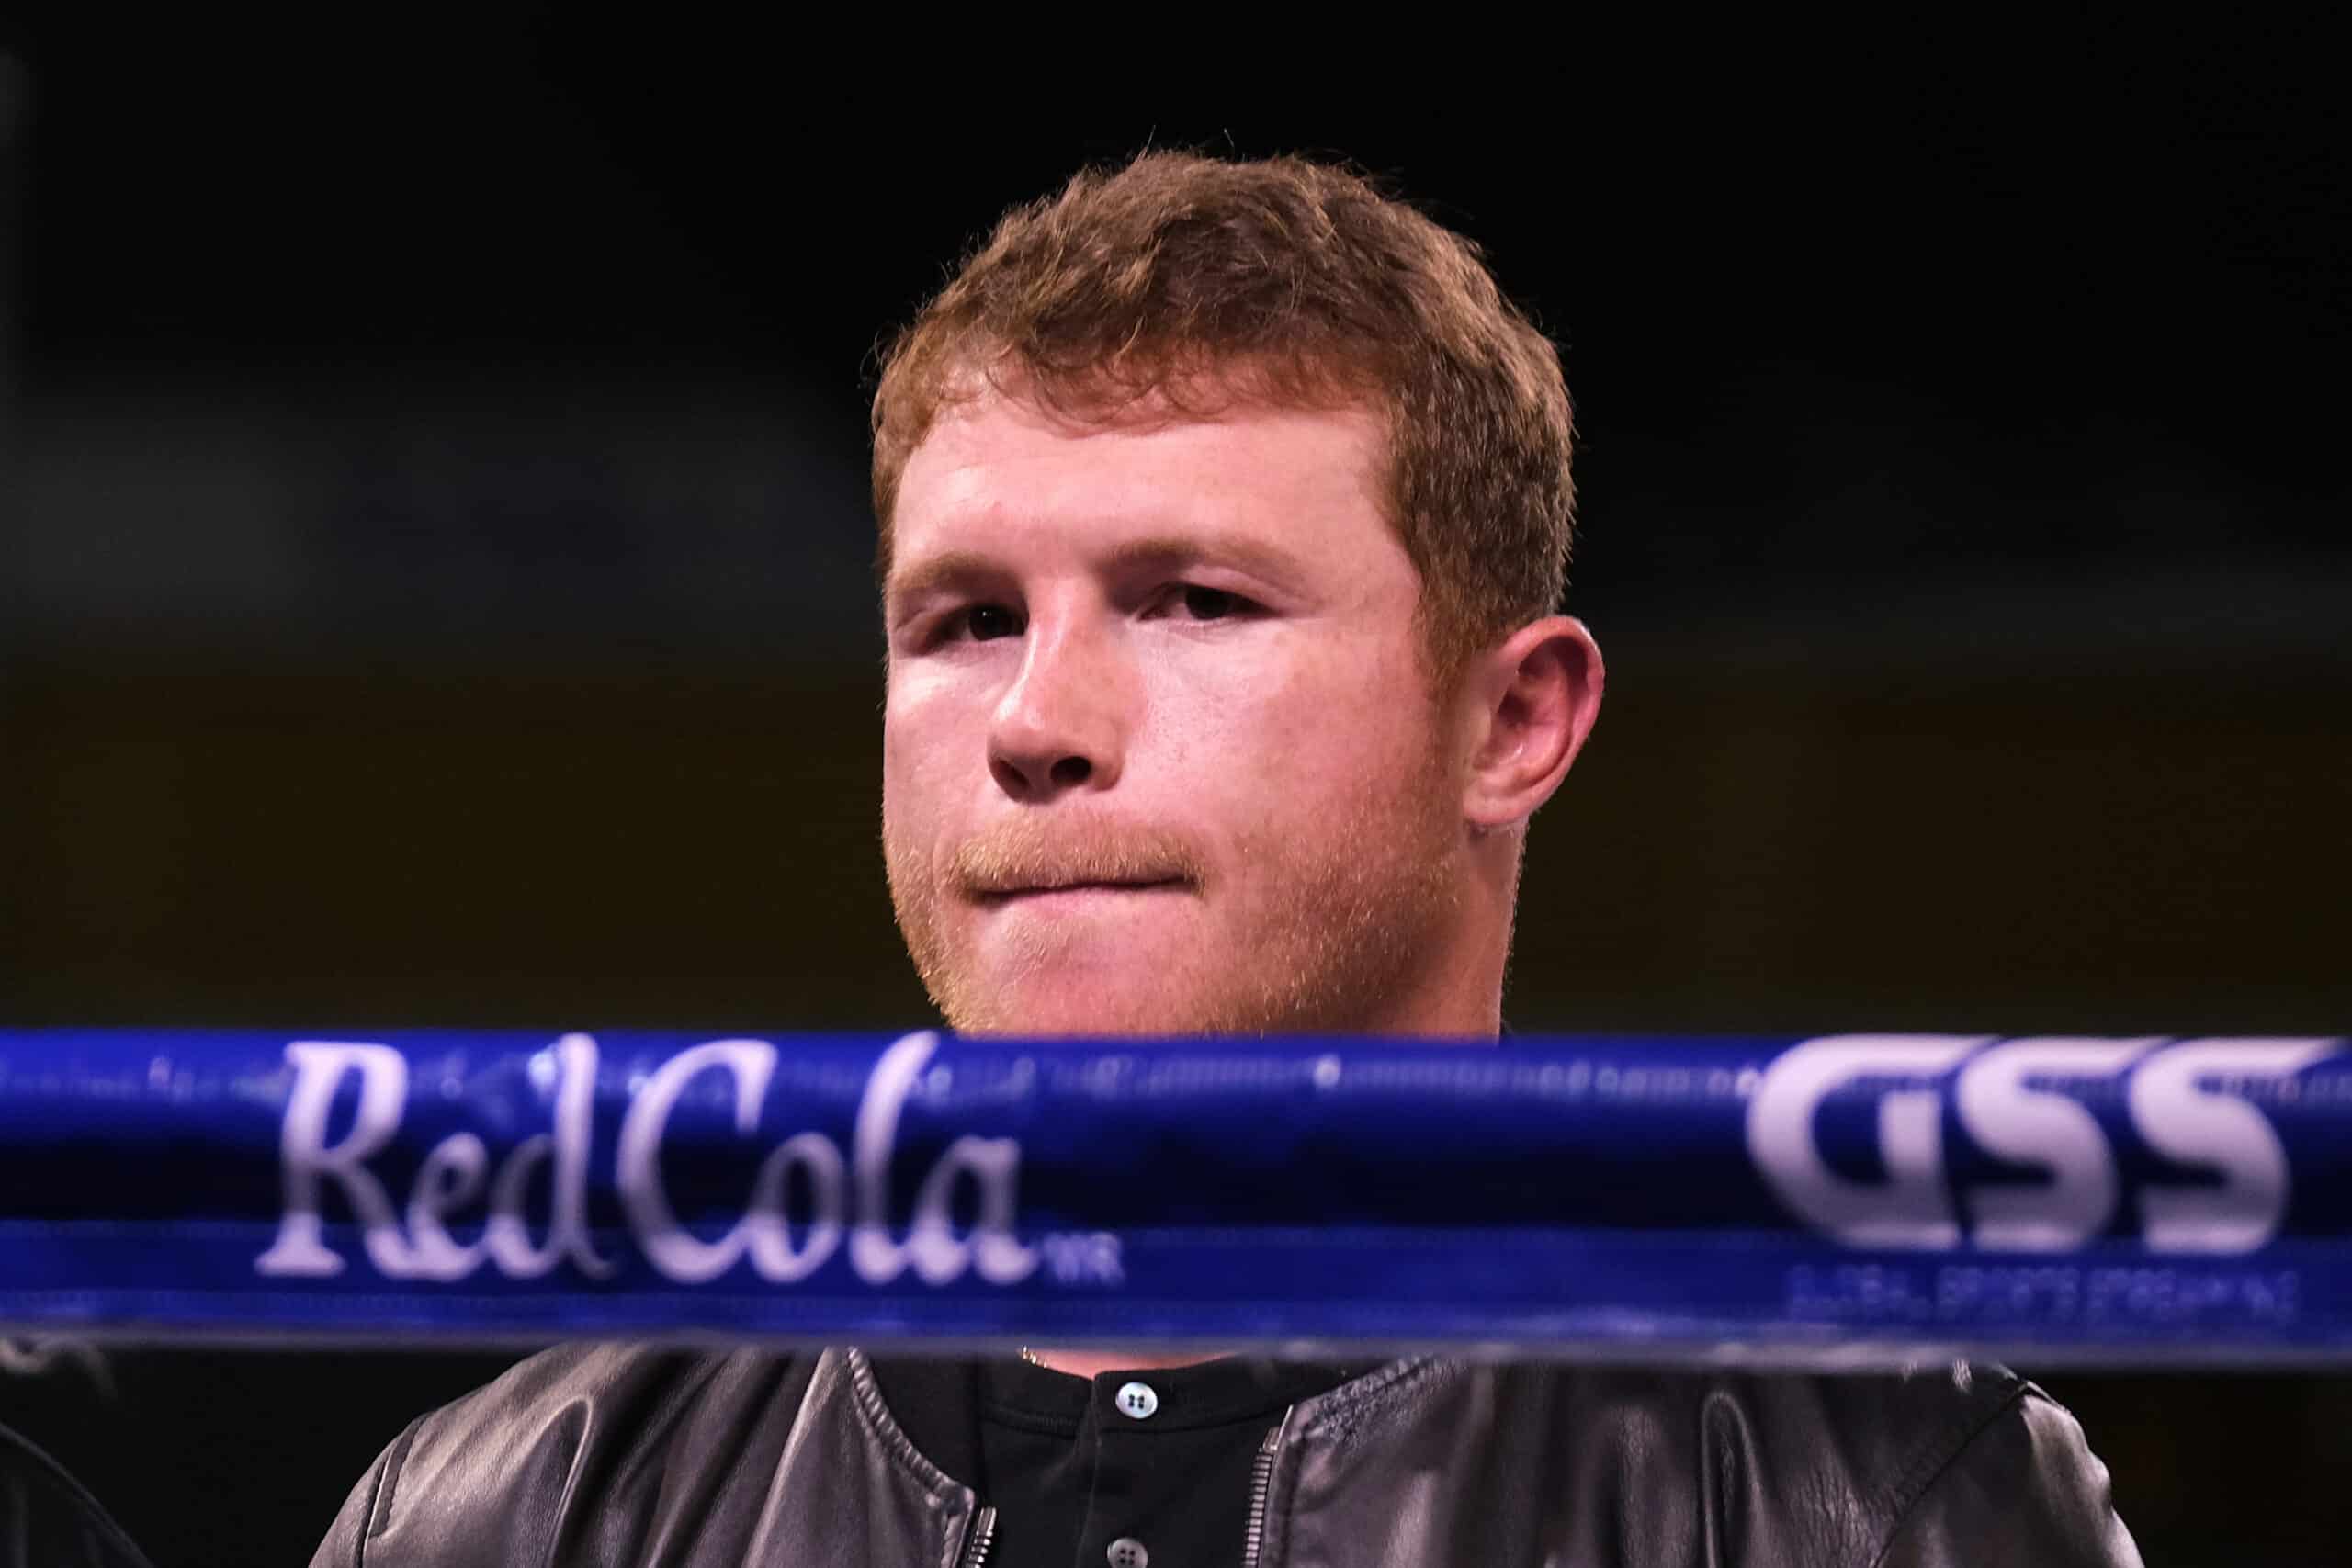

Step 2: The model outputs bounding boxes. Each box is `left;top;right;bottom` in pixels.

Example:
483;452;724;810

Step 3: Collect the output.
1458;616;1604;830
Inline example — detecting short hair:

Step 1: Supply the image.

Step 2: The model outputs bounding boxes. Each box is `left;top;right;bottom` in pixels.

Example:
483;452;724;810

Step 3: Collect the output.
868;150;1576;680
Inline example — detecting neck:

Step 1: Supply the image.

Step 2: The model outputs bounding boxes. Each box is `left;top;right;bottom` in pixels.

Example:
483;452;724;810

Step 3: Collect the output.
1024;1346;1236;1378
1361;838;1518;1038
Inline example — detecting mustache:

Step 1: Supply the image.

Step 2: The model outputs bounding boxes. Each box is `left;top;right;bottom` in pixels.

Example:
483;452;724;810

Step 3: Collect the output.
951;819;1207;897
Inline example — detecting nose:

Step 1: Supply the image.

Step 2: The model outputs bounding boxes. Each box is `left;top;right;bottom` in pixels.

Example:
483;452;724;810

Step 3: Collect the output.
988;611;1129;801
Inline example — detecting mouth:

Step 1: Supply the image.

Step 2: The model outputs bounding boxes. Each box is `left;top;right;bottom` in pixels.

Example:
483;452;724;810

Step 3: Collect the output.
971;877;1191;906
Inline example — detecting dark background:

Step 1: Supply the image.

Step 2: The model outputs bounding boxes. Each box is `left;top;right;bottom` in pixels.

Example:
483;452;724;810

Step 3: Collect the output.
1;15;2347;1565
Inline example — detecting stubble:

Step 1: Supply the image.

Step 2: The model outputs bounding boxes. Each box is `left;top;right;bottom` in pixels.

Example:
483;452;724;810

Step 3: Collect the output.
884;753;1462;1038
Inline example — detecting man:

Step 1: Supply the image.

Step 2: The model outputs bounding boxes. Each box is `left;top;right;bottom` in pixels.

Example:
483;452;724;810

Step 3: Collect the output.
313;151;2142;1566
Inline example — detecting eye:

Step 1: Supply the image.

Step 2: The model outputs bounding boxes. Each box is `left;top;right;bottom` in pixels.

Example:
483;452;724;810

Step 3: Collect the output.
1181;586;1240;621
1155;584;1257;623
959;604;1023;642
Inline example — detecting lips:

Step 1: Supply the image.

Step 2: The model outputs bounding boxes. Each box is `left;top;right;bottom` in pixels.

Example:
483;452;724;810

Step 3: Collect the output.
947;820;1208;908
972;877;1189;904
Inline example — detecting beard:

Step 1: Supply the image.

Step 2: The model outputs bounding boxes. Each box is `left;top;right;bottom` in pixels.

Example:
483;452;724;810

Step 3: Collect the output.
883;755;1463;1038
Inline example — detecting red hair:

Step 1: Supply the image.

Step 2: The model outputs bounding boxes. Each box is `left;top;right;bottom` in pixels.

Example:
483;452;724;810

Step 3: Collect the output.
870;151;1576;677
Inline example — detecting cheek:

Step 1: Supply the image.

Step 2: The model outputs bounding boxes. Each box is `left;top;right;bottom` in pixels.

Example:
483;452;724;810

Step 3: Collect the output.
881;694;959;860
883;674;973;790
1149;640;1433;826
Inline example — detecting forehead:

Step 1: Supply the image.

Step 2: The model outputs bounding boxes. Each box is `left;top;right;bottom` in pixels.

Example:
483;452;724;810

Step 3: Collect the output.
888;392;1397;572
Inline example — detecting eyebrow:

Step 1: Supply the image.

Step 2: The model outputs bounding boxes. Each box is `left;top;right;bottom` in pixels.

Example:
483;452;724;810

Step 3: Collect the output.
884;534;1309;626
883;551;1005;628
1102;534;1307;592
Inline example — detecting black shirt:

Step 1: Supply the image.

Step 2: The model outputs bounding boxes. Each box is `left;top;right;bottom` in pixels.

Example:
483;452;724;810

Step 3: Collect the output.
867;1354;1375;1568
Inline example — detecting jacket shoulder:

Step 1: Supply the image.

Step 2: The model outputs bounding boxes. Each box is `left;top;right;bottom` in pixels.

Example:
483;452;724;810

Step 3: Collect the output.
1872;1379;2143;1567
1655;1363;2139;1568
311;1343;823;1568
1736;1362;2038;1534
1315;1359;2132;1568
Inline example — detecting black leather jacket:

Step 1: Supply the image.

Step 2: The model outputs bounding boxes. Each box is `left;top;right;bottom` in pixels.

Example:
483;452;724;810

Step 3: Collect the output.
0;1423;155;1568
312;1344;2143;1566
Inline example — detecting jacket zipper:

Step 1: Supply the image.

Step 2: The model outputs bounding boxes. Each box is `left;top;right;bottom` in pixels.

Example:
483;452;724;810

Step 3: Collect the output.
1240;1406;1294;1568
955;1505;999;1568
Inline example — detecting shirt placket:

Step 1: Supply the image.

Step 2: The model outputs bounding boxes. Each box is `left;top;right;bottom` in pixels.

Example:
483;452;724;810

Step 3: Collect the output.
1076;1376;1173;1568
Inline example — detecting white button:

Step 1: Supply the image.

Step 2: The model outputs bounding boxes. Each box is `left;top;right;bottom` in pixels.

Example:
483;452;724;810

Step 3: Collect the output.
1108;1539;1149;1568
1114;1381;1159;1419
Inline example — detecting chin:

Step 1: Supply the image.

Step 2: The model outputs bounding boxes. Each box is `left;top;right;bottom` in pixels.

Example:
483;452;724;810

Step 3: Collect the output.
961;991;1185;1040
939;963;1225;1039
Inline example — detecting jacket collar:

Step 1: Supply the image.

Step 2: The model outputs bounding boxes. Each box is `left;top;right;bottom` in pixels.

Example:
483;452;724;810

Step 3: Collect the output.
857;1348;1442;1492
859;1352;988;1489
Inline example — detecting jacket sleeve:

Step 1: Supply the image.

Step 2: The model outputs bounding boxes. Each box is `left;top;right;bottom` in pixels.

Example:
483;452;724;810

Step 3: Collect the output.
1873;1389;2143;1568
0;1424;159;1568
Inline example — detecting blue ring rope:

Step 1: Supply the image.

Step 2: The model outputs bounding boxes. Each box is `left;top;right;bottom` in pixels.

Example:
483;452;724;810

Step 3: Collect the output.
0;1029;2344;1365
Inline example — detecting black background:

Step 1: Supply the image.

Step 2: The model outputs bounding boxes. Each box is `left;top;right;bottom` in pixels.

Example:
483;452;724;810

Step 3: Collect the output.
1;15;2347;1565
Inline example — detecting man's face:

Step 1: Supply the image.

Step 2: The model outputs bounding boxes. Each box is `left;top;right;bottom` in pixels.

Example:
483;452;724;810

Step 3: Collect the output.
880;391;1468;1036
